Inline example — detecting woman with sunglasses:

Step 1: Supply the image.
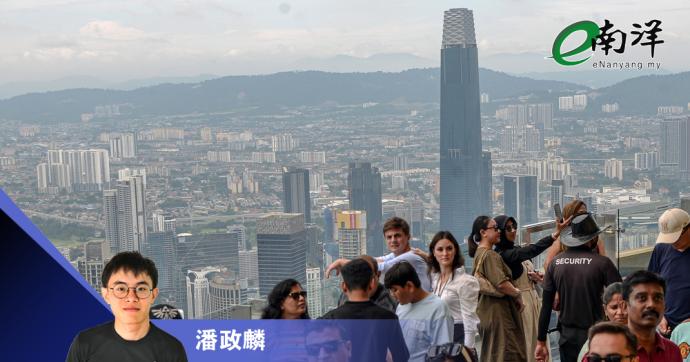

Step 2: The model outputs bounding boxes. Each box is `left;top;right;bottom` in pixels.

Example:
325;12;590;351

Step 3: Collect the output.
467;215;526;362
494;214;572;362
262;279;310;362
577;282;629;362
262;278;310;319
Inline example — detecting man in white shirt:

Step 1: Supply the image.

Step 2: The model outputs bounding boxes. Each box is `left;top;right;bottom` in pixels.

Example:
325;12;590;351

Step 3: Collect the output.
326;217;431;291
384;261;454;362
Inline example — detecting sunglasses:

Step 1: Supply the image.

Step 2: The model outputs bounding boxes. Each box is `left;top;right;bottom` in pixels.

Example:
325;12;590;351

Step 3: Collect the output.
305;340;346;356
287;291;307;300
586;353;636;362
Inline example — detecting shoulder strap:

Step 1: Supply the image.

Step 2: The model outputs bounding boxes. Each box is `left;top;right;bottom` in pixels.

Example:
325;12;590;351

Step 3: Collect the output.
472;248;489;275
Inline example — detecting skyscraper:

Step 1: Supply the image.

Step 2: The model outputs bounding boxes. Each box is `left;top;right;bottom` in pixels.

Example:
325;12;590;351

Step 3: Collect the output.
146;230;177;302
440;8;485;247
256;213;306;297
348;162;383;256
47;149;110;191
480;151;493;215
659;117;690;179
306;267;323;318
504;175;538;227
503;175;539;226
336;210;367;260
282;167;311;223
551;179;565;208
103;175;147;254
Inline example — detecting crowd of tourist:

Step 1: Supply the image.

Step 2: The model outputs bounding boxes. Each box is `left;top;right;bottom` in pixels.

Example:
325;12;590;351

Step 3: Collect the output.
260;203;690;362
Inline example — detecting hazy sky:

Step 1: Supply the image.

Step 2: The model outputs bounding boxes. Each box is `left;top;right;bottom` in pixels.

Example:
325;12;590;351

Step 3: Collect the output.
1;0;689;83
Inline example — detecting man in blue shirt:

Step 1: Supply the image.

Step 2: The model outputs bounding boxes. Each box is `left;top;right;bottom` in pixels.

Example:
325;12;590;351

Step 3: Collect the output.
648;208;690;336
384;261;453;362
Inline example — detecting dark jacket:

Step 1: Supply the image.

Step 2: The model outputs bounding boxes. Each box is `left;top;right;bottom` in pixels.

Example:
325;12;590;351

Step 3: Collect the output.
337;282;398;313
493;215;555;280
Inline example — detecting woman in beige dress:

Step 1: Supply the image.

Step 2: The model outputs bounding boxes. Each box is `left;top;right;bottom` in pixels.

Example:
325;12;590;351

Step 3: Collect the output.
493;215;571;362
468;215;527;362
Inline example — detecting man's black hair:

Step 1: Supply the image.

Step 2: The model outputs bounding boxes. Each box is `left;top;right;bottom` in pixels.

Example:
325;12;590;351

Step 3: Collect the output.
587;321;638;355
101;251;158;288
622;270;666;302
341;258;374;292
306;320;350;341
384;261;421;289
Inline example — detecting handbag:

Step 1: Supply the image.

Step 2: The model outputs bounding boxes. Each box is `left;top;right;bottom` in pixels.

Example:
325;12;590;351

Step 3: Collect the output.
473;249;505;298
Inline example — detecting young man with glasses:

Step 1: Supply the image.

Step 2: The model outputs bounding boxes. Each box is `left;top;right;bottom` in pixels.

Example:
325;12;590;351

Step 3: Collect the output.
66;251;187;361
648;208;690;336
585;321;638;362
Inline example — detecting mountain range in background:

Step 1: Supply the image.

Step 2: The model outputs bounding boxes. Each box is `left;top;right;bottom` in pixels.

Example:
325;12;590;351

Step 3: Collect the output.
2;51;685;100
0;66;688;123
0;68;588;122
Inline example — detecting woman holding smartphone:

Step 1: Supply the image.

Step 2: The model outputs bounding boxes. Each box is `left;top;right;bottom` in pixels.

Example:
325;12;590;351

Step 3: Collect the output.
493;214;571;362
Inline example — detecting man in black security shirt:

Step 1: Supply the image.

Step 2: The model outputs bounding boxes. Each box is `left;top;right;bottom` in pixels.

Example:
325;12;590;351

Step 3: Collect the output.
322;258;409;362
66;251;187;362
535;213;621;362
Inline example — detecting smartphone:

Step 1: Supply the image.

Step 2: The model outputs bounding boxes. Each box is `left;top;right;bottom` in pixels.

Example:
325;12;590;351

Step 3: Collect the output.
554;203;562;222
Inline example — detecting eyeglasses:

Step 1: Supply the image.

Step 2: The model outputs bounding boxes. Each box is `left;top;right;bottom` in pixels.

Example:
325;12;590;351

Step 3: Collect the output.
287;291;307;300
426;343;466;361
586;353;636;362
485;225;500;231
109;284;153;299
505;225;518;232
305;340;346;356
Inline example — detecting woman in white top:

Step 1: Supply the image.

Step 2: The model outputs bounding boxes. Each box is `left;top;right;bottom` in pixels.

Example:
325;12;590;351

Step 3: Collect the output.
424;231;481;358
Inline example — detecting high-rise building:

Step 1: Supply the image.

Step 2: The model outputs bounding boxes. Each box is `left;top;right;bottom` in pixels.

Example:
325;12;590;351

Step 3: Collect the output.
440;8;487;247
77;240;108;291
118;168;146;187
200;127;214;143
256;213;306;297
348;162;383;256
103;175;147;254
47;149;110;191
228;224;247;251
306;267;323;318
480;151;493;215
574;94;588;109
305;224;324;268
393;155;408;171
239;247;259;287
151;211;176;234
186;266;220;319
282;167;311;223
504;175;538;226
336;210;367;260
551;179;565;208
531;103;553;130
680;117;690;181
272;134;297;152
208;271;248;319
527;157;571;183
323;207;334;243
109;133;136;159
635;152;659;171
605;159;624;181
391;175;406;190
659;117;690;179
392;200;425;241
559;96;574;111
146;231;177;302
300;151;326;164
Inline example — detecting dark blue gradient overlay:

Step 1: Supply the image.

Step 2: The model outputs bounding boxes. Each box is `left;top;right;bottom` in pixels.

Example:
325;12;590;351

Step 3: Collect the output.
0;189;410;361
0;189;112;361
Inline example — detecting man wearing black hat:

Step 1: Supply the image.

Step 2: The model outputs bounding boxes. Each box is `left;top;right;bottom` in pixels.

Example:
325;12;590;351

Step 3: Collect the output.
534;213;622;362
